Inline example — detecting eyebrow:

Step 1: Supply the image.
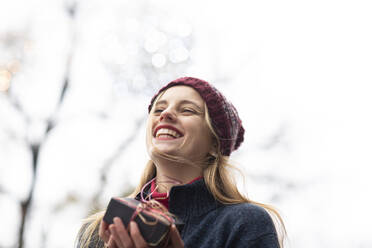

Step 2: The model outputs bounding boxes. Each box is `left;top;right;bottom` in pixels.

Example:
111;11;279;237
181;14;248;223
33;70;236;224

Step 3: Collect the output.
155;99;203;111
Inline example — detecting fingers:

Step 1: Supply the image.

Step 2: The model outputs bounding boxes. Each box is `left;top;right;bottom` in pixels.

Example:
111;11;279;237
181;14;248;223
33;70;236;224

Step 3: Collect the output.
106;235;119;248
129;221;148;248
111;217;135;248
99;220;111;243
100;218;149;248
168;225;184;248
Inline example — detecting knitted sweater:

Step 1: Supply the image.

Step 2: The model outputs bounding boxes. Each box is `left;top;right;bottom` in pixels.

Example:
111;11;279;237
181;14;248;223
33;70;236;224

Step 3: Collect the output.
137;179;280;248
77;179;279;248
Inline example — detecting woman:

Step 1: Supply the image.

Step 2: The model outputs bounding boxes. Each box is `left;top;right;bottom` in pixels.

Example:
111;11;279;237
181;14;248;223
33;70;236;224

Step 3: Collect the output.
76;77;286;248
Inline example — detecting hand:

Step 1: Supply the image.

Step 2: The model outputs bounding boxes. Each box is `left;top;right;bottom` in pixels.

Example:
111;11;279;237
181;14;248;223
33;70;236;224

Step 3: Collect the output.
99;217;184;248
99;217;147;248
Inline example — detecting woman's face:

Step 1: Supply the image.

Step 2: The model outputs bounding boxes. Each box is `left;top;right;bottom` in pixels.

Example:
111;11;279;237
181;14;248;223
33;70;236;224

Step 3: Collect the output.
147;85;214;162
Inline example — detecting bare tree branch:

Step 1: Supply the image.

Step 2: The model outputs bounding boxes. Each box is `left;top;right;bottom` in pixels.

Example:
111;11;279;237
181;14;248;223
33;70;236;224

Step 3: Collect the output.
17;3;79;247
91;114;147;209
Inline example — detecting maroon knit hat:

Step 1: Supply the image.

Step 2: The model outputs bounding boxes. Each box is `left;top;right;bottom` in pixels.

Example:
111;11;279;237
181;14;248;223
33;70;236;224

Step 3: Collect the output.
148;77;244;156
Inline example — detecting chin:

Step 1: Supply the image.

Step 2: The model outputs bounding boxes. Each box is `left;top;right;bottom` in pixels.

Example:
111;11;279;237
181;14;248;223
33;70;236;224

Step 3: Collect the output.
152;137;181;150
149;144;179;157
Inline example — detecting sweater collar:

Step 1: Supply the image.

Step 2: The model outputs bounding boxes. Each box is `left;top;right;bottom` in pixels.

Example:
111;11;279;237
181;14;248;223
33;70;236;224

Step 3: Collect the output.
136;178;221;219
168;178;222;219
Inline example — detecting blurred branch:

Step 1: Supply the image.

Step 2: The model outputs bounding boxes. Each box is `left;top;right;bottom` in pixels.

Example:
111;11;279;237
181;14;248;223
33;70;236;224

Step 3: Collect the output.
65;0;78;18
248;173;297;203
91;114;147;209
17;3;79;248
260;124;290;151
52;193;79;213
46;1;77;133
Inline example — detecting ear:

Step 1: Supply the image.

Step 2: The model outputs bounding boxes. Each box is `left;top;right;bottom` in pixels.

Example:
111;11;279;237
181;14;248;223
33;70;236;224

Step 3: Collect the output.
205;152;217;164
208;143;218;159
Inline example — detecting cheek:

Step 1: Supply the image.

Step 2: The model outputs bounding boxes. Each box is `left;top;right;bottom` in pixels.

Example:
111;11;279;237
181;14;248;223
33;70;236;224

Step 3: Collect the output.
145;118;155;145
147;117;156;134
188;123;213;148
200;124;214;148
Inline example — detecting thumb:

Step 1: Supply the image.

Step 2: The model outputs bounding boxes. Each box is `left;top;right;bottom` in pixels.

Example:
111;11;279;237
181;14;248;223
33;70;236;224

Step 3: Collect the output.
168;225;184;248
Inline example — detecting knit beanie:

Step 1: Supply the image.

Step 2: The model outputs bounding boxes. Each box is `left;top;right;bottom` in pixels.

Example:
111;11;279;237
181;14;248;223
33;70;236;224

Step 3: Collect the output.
148;77;244;156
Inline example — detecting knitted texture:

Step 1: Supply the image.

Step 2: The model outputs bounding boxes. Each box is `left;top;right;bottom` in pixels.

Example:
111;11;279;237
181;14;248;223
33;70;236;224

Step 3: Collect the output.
76;180;280;248
148;77;244;156
136;179;280;248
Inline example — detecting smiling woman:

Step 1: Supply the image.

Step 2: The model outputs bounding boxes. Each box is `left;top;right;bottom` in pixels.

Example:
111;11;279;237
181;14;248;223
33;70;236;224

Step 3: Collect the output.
76;77;286;248
148;86;214;167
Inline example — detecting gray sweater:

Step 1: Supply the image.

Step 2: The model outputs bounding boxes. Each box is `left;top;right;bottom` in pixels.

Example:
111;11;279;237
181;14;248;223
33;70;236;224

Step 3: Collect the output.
148;179;280;248
77;179;280;248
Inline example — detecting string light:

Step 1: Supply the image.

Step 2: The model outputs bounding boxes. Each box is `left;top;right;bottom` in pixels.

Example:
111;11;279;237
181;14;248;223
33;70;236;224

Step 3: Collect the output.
7;60;20;74
0;68;11;92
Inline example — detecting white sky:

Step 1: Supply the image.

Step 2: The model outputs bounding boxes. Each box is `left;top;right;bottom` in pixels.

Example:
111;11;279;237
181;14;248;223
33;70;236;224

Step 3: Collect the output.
1;0;372;247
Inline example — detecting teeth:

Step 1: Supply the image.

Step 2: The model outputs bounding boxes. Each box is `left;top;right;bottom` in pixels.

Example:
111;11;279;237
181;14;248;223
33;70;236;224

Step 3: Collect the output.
156;128;181;138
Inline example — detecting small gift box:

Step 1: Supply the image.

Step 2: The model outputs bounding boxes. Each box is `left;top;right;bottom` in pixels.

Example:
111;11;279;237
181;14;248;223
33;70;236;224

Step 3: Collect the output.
103;197;181;248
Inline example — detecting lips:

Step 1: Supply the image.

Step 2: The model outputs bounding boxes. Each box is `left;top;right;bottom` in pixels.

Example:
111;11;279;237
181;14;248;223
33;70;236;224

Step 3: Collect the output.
153;125;183;139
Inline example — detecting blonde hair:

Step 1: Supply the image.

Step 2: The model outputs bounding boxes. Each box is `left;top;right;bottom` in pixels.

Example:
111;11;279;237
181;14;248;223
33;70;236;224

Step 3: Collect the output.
76;91;286;248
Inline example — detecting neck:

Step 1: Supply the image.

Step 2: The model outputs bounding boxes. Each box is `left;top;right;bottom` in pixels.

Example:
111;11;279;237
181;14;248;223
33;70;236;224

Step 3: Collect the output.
153;158;203;193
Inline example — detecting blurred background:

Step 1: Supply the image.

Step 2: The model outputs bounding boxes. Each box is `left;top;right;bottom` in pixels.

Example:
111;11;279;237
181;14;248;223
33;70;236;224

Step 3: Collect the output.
1;0;372;247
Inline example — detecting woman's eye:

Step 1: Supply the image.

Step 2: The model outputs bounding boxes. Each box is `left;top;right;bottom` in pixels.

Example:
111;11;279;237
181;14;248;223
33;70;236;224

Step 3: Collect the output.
182;108;195;113
154;109;164;114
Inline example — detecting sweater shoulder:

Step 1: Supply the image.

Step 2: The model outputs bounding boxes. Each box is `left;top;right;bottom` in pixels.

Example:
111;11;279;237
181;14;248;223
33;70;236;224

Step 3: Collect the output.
219;202;271;220
217;202;277;234
217;203;279;246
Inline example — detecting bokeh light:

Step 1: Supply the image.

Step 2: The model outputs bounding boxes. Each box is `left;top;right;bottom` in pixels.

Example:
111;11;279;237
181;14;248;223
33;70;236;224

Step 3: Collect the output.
144;29;167;53
175;22;192;37
151;53;167;68
168;39;189;63
0;68;11;92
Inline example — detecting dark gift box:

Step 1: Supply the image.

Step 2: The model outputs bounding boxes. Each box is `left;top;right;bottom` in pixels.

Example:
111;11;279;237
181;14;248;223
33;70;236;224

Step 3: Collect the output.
103;197;181;248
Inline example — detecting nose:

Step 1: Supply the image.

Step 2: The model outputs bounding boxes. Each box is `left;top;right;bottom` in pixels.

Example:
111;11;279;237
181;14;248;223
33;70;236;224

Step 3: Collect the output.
159;109;176;122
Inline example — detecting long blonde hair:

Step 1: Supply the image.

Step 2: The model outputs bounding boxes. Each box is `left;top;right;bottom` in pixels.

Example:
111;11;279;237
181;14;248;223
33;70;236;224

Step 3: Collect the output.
131;103;287;246
76;92;286;248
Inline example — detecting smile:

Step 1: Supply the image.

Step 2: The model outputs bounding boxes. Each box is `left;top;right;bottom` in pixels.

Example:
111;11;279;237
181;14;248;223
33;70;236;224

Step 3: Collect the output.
154;125;183;139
